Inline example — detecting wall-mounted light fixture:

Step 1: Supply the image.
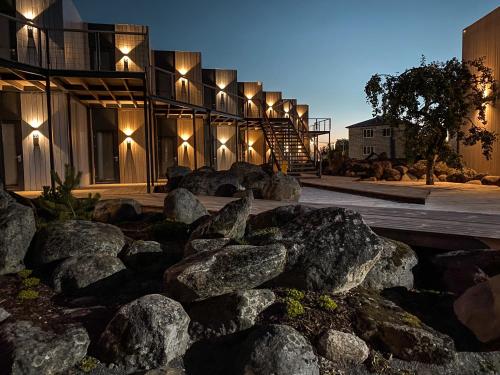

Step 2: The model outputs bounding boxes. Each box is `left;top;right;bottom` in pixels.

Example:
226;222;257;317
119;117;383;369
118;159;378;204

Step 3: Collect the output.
125;136;133;148
123;55;129;72
32;130;40;148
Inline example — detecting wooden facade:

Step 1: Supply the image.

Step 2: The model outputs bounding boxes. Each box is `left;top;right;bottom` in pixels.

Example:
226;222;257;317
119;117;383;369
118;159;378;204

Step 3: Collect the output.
461;7;500;175
0;0;327;191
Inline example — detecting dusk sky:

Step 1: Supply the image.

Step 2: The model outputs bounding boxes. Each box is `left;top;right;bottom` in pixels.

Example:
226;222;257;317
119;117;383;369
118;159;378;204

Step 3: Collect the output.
74;0;499;140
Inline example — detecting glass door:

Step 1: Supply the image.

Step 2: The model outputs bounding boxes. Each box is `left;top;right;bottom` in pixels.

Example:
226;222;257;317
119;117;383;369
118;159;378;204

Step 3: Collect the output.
0;121;23;190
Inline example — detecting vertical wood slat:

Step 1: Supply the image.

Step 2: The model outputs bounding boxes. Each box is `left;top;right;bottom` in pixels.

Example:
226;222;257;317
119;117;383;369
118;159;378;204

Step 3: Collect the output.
461;8;500;175
20;92;70;191
118;109;146;183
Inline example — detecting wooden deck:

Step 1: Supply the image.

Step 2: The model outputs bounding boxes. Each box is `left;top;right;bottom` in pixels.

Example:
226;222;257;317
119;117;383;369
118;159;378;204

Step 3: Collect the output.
18;182;500;249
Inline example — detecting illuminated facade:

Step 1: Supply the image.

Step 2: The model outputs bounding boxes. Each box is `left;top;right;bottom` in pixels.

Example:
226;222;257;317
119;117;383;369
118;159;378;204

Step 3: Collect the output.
0;0;330;191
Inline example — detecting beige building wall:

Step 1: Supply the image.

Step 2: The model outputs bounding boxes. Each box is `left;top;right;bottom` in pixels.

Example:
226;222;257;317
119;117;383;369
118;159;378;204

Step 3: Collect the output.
461;7;500;175
348;125;405;160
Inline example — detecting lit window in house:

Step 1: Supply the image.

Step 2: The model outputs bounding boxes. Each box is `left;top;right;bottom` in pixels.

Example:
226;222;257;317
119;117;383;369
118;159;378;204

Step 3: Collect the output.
363;129;373;138
363;146;374;155
383;128;392;137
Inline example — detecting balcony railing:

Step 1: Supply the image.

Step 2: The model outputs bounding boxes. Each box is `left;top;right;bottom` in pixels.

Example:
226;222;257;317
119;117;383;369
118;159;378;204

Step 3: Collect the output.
0;12;149;73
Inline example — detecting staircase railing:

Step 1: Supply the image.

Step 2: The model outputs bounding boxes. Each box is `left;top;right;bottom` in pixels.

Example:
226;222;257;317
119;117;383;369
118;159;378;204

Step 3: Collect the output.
260;109;286;171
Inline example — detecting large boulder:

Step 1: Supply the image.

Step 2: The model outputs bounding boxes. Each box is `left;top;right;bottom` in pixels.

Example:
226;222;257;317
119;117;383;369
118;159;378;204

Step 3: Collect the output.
275;207;384;292
121;240;167;271
363;239;417;290
241;171;272;199
0;321;90;375
371;161;392;180
183;238;231;258
408;160;428;179
317;330;369;365
431;249;500;295
166;166;192;191
164;244;287;303
350;290;455;364
235;324;319;375
383;168;402;181
99;294;190;372
229;162;266;180
163;188;208;224
92;199;142;224
188;289;276;341
482;175;500;186
190;196;252;241
262;172;301;201
0;307;11;323
247;205;315;232
454;274;500;343
32;220;125;266
447;167;477;183
178;169;240;196
51;255;126;294
0;185;36;275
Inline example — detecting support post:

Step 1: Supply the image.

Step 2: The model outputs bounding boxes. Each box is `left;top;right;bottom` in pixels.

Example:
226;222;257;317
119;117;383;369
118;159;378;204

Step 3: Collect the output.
66;93;74;169
192;110;198;169
45;30;55;189
143;81;151;193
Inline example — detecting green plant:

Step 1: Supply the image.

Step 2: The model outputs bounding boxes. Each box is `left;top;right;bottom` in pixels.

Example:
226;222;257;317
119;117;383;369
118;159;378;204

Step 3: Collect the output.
35;164;100;222
17;269;33;279
22;277;40;288
285;297;305;318
286;288;305;301
318;295;338;312
78;356;99;373
17;289;39;300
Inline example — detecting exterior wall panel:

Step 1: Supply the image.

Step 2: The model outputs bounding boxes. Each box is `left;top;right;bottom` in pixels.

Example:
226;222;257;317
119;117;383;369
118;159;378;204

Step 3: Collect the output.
461;7;500;175
118;109;146;183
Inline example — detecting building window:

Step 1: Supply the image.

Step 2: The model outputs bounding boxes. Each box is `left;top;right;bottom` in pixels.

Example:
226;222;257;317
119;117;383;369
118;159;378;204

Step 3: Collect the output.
382;128;392;137
363;146;374;155
363;128;373;138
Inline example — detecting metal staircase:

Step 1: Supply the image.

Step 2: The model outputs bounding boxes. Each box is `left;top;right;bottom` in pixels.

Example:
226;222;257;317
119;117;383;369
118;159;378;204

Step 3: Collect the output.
263;115;317;174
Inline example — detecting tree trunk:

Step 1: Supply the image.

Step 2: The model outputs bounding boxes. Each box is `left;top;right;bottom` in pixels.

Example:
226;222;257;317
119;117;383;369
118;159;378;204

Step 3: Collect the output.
426;156;437;185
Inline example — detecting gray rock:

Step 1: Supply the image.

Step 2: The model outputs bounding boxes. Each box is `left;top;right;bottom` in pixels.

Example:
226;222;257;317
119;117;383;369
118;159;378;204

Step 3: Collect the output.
389;351;500;375
431;249;500;295
92;199;142;224
165;166;192;191
178;169;240;196
0;186;36;275
350;290;455;364
363;238;417;290
121;240;165;270
99;294;190;372
139;368;186;375
33;220;126;266
188;289;276;340
229;162;265;180
247;205;315;232
52;255;126;294
0;307;11;323
183;238;231;258
163;189;208;224
276;207;384;292
235;324;319;375
245;227;283;246
454;274;500;343
382;168;402;181
0;321;89;375
164;244;287;303
482;175;500;186
190;196;252;241
317;330;369;365
262;172;301;201
408;160;428;179
394;165;409;175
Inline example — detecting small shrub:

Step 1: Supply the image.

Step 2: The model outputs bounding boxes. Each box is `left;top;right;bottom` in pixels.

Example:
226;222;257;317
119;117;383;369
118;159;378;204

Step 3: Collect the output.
17;269;33;279
78;356;99;373
318;295;338;312
22;277;40;288
286;288;305;301
17;289;39;300
285;297;305;318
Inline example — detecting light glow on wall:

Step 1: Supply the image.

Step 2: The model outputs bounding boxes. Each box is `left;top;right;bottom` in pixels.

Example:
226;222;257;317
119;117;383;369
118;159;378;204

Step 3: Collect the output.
178;68;188;76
